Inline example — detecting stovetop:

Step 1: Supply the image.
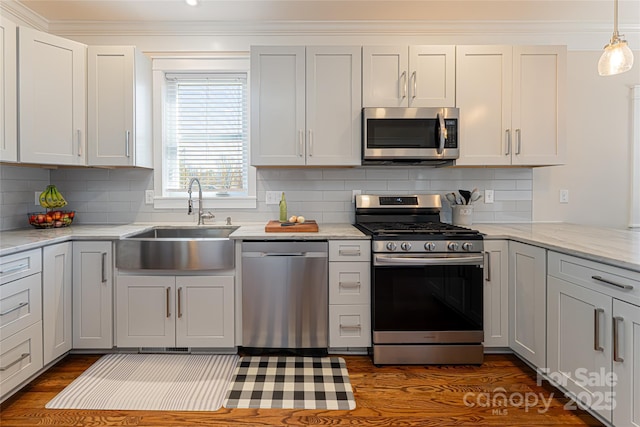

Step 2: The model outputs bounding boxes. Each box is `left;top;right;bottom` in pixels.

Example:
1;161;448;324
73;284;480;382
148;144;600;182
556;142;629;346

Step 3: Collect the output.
355;221;479;237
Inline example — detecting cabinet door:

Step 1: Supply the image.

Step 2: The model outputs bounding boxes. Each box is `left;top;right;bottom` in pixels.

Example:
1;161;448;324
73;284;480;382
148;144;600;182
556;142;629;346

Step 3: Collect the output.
511;46;566;166
175;276;234;348
613;299;640;427
116;275;175;348
408;45;455;107
42;242;72;365
547;276;612;422
455;45;513;166
0;17;17;163
72;242;113;349
18;27;86;165
483;240;509;348
306;46;361;166
509;241;546;368
362;46;408;107
250;46;305;166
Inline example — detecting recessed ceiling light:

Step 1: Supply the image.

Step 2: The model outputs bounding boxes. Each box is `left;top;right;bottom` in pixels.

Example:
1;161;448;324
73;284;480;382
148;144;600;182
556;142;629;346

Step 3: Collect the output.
185;0;199;6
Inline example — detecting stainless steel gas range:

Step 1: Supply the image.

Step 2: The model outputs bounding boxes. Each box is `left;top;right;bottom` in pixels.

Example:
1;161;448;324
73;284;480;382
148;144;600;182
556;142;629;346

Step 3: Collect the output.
355;194;485;365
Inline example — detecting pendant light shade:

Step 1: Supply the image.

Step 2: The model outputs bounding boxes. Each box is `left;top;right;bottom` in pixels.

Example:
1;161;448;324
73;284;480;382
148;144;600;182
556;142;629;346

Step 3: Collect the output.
598;0;634;76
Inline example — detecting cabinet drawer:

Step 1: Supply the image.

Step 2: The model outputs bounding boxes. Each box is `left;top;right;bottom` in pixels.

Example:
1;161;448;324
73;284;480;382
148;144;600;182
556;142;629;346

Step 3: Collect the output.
0;249;41;285
0;273;42;340
329;262;370;305
329;305;371;348
548;251;640;306
329;240;370;262
0;321;43;399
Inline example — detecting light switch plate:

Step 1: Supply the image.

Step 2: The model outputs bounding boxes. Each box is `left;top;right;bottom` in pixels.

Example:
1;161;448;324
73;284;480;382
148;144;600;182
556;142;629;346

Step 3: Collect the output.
35;191;40;205
484;190;494;204
145;190;154;205
266;191;281;205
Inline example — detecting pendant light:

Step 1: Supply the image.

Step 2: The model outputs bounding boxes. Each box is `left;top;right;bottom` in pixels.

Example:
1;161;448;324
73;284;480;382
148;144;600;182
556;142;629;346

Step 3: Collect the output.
598;0;634;76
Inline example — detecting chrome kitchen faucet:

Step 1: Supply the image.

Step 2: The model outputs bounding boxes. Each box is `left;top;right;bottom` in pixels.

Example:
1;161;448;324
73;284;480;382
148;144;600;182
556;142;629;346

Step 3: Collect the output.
187;177;215;225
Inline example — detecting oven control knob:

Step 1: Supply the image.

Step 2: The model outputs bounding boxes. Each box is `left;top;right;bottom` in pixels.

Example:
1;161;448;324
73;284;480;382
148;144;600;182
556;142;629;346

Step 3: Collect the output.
447;242;459;251
400;242;412;251
424;242;436;251
386;242;397;251
462;242;474;252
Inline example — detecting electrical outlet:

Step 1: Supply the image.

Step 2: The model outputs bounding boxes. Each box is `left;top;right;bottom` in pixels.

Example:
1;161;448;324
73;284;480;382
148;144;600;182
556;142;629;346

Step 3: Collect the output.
266;191;281;205
145;190;154;205
560;189;569;204
484;190;494;204
35;191;40;206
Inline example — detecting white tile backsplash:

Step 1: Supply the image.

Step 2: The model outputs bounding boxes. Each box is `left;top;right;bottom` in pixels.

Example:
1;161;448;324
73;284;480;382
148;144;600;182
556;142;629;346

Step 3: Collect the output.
0;164;533;230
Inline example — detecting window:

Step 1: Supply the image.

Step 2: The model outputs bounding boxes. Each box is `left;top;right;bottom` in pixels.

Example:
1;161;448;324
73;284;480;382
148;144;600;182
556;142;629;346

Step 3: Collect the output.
152;56;256;209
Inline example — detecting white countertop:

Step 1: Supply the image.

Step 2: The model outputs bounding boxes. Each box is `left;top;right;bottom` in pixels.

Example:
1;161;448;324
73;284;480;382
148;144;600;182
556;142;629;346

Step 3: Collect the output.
473;223;640;273
1;222;639;273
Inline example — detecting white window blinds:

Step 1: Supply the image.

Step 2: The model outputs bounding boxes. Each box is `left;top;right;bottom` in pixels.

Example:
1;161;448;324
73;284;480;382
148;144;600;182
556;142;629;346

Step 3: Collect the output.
163;73;248;196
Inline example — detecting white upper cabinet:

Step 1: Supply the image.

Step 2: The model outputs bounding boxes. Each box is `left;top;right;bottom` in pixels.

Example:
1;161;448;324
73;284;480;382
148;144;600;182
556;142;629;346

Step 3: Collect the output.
456;45;566;166
87;46;152;167
362;45;455;108
250;45;361;166
18;27;86;166
0;17;17;163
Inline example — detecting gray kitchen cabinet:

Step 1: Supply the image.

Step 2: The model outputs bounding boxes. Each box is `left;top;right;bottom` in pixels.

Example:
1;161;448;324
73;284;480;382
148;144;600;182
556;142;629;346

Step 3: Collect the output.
362;45;456;108
72;241;113;349
547;251;640;426
456;45;566;166
18;27;86;166
116;275;234;348
0;17;17;163
87;46;152;167
509;241;546;368
250;45;361;166
328;240;371;349
0;249;43;400
42;242;72;365
483;240;509;348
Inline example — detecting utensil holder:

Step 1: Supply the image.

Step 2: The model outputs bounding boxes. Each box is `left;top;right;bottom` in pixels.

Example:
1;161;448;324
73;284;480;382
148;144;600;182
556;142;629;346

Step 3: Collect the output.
452;205;473;226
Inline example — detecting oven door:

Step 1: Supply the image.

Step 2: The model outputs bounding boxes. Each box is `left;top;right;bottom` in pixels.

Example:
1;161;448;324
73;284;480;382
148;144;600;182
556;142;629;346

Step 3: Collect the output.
372;253;484;344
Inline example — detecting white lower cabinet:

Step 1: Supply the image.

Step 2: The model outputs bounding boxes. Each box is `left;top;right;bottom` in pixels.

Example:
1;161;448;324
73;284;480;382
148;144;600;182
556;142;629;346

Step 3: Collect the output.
509;241;546;368
328;240;371;349
116;275;235;348
42;242;72;365
0;249;43;400
547;251;640;427
483;240;509;348
72;241;113;349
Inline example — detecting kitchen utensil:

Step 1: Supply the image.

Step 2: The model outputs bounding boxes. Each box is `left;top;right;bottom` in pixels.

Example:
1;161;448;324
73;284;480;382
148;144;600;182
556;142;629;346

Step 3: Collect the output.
455;193;464;205
445;193;457;205
459;190;471;205
470;191;482;203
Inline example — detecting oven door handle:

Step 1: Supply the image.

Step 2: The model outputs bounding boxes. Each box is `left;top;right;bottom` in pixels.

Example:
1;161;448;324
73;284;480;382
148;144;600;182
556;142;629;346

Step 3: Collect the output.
374;254;484;266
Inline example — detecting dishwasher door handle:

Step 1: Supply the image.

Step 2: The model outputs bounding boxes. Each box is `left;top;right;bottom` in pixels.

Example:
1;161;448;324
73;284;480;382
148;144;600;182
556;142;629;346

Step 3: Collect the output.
243;252;328;258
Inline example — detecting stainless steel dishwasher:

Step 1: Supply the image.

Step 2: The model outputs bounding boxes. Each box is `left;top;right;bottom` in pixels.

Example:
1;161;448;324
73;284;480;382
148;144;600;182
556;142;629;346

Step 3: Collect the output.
241;241;328;351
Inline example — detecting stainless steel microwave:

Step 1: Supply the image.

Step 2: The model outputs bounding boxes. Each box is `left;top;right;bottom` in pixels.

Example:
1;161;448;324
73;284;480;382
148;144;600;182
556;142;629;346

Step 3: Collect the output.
362;107;459;165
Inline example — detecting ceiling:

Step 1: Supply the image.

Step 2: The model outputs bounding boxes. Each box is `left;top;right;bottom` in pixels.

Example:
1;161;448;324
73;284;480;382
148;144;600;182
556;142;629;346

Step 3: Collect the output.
9;0;640;25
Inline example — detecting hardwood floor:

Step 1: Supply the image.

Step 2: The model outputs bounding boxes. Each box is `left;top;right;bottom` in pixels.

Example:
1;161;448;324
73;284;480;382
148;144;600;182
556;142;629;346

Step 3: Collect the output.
0;354;603;426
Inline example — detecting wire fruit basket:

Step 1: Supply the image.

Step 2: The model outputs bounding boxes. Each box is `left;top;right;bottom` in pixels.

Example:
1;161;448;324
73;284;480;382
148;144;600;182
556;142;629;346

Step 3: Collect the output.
28;211;75;229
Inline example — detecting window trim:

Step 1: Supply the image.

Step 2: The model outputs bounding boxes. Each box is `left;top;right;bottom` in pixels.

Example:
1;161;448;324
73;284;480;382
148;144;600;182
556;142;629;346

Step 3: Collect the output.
151;54;256;210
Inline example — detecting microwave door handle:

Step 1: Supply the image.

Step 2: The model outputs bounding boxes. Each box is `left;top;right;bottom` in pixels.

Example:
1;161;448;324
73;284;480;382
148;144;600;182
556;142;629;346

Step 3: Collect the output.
437;113;445;155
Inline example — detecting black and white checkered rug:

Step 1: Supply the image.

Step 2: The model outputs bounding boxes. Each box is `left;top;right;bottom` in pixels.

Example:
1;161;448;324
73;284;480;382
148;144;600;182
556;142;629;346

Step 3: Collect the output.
223;356;356;410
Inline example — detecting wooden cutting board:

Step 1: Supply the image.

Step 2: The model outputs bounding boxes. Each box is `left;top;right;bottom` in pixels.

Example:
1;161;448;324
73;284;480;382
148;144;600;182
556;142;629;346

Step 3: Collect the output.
265;220;319;232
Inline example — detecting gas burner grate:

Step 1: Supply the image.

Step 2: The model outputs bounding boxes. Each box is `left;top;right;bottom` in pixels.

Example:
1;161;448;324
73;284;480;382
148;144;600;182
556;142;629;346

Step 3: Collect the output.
357;222;478;235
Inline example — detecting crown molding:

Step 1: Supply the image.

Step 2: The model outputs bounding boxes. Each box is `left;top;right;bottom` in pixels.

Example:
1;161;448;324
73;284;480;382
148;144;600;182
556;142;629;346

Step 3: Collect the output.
0;0;49;31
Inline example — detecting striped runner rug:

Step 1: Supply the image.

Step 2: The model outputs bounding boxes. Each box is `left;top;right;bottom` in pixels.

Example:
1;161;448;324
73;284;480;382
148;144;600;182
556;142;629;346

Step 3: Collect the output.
45;353;239;411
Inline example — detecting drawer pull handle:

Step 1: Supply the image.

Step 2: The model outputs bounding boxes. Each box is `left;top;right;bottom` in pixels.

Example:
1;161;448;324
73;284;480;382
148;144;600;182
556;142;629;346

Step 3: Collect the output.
0;353;30;371
0;263;29;275
0;301;28;317
166;287;171;318
340;324;361;330
339;249;361;256
177;287;183;319
613;316;624;363
484;251;491;282
339;281;361;289
101;253;107;283
594;308;604;352
591;275;634;290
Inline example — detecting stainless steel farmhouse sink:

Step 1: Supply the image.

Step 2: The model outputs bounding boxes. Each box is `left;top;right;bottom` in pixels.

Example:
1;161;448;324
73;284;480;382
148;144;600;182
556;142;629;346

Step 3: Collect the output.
115;226;238;270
